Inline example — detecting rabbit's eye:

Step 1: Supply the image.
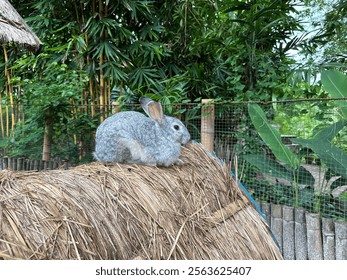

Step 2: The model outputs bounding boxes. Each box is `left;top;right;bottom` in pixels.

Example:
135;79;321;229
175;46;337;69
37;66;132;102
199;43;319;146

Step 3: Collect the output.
173;124;180;130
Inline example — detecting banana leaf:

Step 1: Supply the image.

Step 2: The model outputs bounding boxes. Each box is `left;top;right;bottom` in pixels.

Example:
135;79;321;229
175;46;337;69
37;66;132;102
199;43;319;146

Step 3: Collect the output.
321;70;347;119
312;120;347;141
292;138;347;178
242;154;315;186
248;103;300;168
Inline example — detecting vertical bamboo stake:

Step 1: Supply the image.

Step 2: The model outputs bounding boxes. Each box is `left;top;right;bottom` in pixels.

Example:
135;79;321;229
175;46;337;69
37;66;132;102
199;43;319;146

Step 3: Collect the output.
81;0;92;119
98;0;105;122
42;110;53;161
0;92;4;138
201;99;215;151
107;76;111;117
90;79;95;118
111;80;122;114
9;70;15;132
99;55;105;122
104;2;110;117
2;45;10;137
82;89;87;115
112;102;120;114
3;46;15;132
17;78;21;123
5;87;9;137
70;98;78;145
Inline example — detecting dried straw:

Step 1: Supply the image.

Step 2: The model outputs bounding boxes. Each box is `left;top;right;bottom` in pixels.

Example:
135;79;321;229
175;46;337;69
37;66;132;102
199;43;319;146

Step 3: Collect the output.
0;143;282;260
0;0;42;51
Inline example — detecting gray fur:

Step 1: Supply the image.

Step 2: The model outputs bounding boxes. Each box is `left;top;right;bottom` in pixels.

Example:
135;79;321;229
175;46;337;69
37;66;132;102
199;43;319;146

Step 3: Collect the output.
93;98;191;167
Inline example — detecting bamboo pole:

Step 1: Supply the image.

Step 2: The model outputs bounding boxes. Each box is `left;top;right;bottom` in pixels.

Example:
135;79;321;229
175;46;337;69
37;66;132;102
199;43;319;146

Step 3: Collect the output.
0;92;4;138
107;76;111;117
2;44;10;137
81;0;94;119
99;55;105;122
9;70;15;132
17;78;22;123
112;80;122;115
5;84;9;137
105;3;110;115
89;79;95;118
42;110;53;161
70;98;78;145
98;0;105;122
201;99;215;151
3;46;16;132
112;102;121;114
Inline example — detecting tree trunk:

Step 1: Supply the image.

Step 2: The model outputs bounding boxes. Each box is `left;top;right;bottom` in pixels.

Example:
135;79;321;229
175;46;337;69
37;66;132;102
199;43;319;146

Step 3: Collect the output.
42;110;54;161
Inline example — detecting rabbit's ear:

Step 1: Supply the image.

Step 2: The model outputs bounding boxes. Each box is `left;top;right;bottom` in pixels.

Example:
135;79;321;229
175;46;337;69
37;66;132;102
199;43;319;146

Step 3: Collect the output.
140;97;164;124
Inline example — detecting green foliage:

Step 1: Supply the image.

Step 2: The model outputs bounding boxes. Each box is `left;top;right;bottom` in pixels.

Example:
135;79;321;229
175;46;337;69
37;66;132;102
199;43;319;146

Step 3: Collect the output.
3;1;344;169
248;103;300;168
321;70;347;119
311;119;347;141
295;118;347;176
8;0;306;104
0;60;90;160
241;154;315;187
273;71;347;148
245;96;347;216
246;103;308;207
0;121;44;159
302;0;347;70
142;0;303;101
274;103;332;139
24;62;87;109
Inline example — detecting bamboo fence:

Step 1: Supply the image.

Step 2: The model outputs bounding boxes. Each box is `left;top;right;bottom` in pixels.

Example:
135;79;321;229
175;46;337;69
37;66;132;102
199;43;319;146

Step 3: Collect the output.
260;203;347;260
0;157;71;171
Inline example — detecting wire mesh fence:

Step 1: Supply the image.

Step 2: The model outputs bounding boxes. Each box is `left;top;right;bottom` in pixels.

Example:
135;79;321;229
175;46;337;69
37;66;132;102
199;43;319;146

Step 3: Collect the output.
0;99;346;221
200;100;347;222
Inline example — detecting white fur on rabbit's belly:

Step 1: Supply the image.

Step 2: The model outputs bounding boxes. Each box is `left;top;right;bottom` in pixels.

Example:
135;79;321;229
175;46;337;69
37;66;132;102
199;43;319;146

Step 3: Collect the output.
118;137;181;166
117;138;157;165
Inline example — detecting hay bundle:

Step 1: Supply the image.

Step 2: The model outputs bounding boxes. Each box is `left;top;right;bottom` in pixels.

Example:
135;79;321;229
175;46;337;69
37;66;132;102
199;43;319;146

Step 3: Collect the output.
0;143;282;260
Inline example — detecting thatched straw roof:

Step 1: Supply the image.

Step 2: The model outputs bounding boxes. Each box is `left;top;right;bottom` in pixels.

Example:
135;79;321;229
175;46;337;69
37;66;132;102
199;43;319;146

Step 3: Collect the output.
0;0;41;51
0;143;282;260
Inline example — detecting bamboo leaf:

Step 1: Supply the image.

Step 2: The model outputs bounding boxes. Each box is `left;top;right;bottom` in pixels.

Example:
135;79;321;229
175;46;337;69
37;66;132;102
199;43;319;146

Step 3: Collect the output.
248;103;300;168
257;17;286;36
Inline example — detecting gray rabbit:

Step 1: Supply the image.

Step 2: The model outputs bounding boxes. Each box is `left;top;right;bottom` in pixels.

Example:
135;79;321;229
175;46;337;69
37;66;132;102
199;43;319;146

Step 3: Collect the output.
93;97;191;166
